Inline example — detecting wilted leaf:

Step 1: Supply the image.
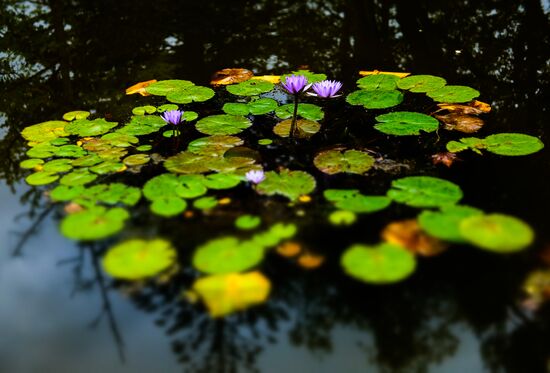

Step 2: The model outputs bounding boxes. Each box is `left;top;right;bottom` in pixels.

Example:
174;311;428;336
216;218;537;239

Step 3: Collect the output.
358;70;410;78
297;253;325;269
273;119;320;138
436;113;484;133
251;75;280;84
431;152;459;167
276;241;302;257
210;68;254;85
125;79;157;96
382;219;447;256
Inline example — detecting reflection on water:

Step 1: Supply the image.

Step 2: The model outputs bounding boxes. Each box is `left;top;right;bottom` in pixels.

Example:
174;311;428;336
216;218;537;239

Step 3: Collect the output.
1;0;550;372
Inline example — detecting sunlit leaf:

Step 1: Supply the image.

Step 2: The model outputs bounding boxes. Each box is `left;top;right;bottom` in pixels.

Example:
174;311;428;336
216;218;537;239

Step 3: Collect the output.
60;206;129;240
21;120;68;143
359;70;410;78
132;105;157;115
273;119;320;138
484;133;544;156
42;159;73;173
62;110;91;121
427;85;480;103
126;79;157;96
65;118;118;137
328;210;357;226
250;75;281;84
60;169;98;186
235;215;261;230
396;75;446;92
167;86;215;104
20;158;44;170
356;74;399;90
145;79;194;95
25;171;59;186
226;80;274;96
193;196;218;210
123;154;150;166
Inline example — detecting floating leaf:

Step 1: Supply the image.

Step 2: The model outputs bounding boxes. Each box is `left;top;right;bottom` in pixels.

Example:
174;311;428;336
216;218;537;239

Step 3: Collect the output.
103;238;177;280
235;215;261;230
418;205;483;243
202;173;241;189
381;219;448;256
136;145;152;152
251;75;281;84
126;79;157;96
281;70;326;84
341;243;417;284
427;85;480;103
459;214;534;253
256;169;316;201
123;154;150;166
431;152;459;167
446;137;485;154
211;68;254;85
436;101;490;115
192;271;271;317
151;197;187;217
359;70;410;78
117;115;166;136
21;120;68;143
50;185;86;202
328;210;357;226
314;149;375;175
195;115;252;135
20;159;44;169
42;159;73;173
258;139;273;145
132;105;157;115
167;86;215;104
65;118;118;137
249;98;278;115
223;103;249;116
60;207;129;240
25;171;59;186
187;135;243;156
396;75;446;92
356;74;399;90
374;111;439;136
346;89;403;109
276;242;302;257
63;111;90;121
484;133;544;156
226;80;274;96
251;223;297;247
436;113;484;133
275;103;324;121
89;161;126;174
387;176;463;208
157;104;179;112
193;237;265;274
60;169;98;186
72;154;102;167
101;132;139;147
145;79;194;96
297;253;325;269
193;196;218;210
324;189;391;213
273;119;320;138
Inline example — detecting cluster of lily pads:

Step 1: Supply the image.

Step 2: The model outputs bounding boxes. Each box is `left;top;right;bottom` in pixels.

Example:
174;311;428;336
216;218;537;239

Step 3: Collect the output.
18;69;544;317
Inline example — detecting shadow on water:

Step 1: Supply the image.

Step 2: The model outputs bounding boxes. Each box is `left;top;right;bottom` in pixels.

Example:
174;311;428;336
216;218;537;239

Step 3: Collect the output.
1;0;550;372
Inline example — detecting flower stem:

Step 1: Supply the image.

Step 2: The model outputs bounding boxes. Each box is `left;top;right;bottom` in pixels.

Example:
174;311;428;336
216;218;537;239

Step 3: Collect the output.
289;94;299;137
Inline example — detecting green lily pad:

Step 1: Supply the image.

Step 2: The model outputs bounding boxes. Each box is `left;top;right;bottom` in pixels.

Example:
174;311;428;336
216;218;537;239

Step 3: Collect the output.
356;74;399;90
136;145;153;152
484;133;544;156
26;143;58;158
102;238;177;280
281;70;326;84
65;118;118;137
157;104;179;112
151;197;187;217
446;137;485;154
324;189;391;213
460;214;534;253
62;111;91;121
256;169;316;201
250;223;297;247
313;149;375;175
192;237;265;274
374;111;440;136
50;185;86;202
145;80;194;96
101;133;139;147
72;154;102;167
116;115;166;136
25;171;59;186
60;207;129;240
387;176;463;208
275;103;324;121
396;75;446;93
60;169;98;186
72;183;141;206
132;105;157;115
328;210;357;226
123;154;150;166
346;89;403;109
164;152;212;174
177;175;208;198
418;205;483;243
22;120;68;143
427;85;480;103
167;86;215;104
235;215;261;230
187;135;243;156
193;196;218;210
341;243;417;284
258;139;273;145
202;173;242;189
249;98;278;115
20;159;44;169
54;145;87;158
89;161;126;174
195;115;252;135
227;80;274;96
273;119;320;138
223;103;250;116
42;159;73;173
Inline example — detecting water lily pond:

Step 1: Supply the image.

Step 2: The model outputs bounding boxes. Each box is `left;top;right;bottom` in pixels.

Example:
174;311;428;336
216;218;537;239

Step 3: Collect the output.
1;1;550;372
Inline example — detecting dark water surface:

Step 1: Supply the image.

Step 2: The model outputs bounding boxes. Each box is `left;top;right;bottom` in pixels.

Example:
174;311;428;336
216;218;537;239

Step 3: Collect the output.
1;1;550;372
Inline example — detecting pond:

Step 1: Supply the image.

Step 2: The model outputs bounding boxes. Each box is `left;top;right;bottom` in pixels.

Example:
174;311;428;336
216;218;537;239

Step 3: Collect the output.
1;1;550;372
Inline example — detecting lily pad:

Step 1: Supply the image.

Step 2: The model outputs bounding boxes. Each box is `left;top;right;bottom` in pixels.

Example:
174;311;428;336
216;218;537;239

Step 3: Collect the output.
418;205;483;243
249;98;278;115
54;145;87;158
20;159;44;169
387;176;463;208
324;189;391;213
313;149;375;175
226;80;274;96
167;86;215;104
223;103;249;116
484;133;544;156
123;154;150;166
60;169;98;186
25;171;59;186
202;173;242;189
275;103;324;121
281;70;327;84
235;215;261;230
460;214;534;253
187;135;243;156
151;197;187;217
60;206;129;240
116;115;166;136
72;154;102;167
273;119;320;138
446;137;485;154
157;104;179;112
102;238;177;280
195;115;252;135
136;145;153;151
258;139;273;145
50;185;86;202
22;120;68;143
192;237;265;274
89;161;126;174
101;133;139;147
256;169;316;201
132;105;157;115
341;243;417;284
42;159;73;173
396;75;446;92
374;111;440;136
62;111;90;121
65;118;118;137
427;85;480;103
145;79;194;96
192;271;271;318
346;89;403;109
356;74;399;90
328;210;357;226
193;196;218;210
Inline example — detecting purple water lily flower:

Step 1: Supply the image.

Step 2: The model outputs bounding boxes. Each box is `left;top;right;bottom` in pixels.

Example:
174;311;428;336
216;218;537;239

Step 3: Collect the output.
161;109;184;125
309;80;343;98
281;75;311;95
245;170;266;184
